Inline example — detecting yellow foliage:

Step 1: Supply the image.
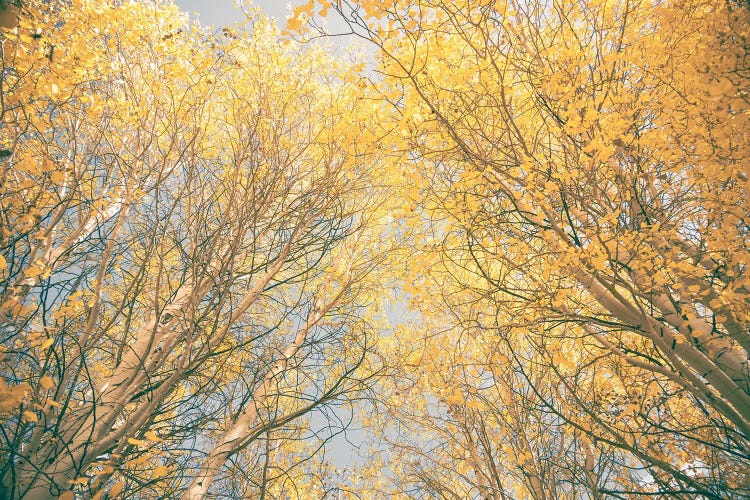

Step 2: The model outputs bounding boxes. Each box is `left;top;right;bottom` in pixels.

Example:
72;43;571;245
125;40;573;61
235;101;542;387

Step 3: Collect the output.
1;0;747;498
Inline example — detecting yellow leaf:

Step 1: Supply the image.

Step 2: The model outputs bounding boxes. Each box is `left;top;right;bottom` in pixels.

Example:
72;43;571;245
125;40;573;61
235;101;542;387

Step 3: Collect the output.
286;16;302;32
23;411;38;423
0;254;6;270
50;171;66;183
40;338;54;350
24;264;44;278
50;83;59;95
39;376;54;390
589;253;608;270
145;431;163;442
127;437;147;446
404;351;422;366
109;481;124;497
153;465;168;478
446;390;464;405
129;454;150;466
466;399;481;410
708;78;733;98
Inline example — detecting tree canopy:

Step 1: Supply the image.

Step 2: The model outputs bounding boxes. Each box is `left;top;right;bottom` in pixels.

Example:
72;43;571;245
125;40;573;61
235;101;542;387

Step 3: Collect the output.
1;0;748;498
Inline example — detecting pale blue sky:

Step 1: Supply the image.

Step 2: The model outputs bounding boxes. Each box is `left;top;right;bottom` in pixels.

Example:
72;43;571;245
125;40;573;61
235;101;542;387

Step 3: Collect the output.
175;0;296;26
174;0;363;55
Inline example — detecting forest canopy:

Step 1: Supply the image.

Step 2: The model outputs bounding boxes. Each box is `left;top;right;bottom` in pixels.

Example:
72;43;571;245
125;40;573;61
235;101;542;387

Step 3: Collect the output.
1;0;748;498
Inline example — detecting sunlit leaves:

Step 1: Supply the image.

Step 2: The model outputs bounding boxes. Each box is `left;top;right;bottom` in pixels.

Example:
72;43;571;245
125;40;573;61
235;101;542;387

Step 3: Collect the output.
320;0;750;497
2;0;748;498
1;0;393;498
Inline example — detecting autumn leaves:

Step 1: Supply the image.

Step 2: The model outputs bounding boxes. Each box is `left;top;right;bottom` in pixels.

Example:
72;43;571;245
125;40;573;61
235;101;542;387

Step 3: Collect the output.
1;1;390;498
313;0;749;497
1;0;749;498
